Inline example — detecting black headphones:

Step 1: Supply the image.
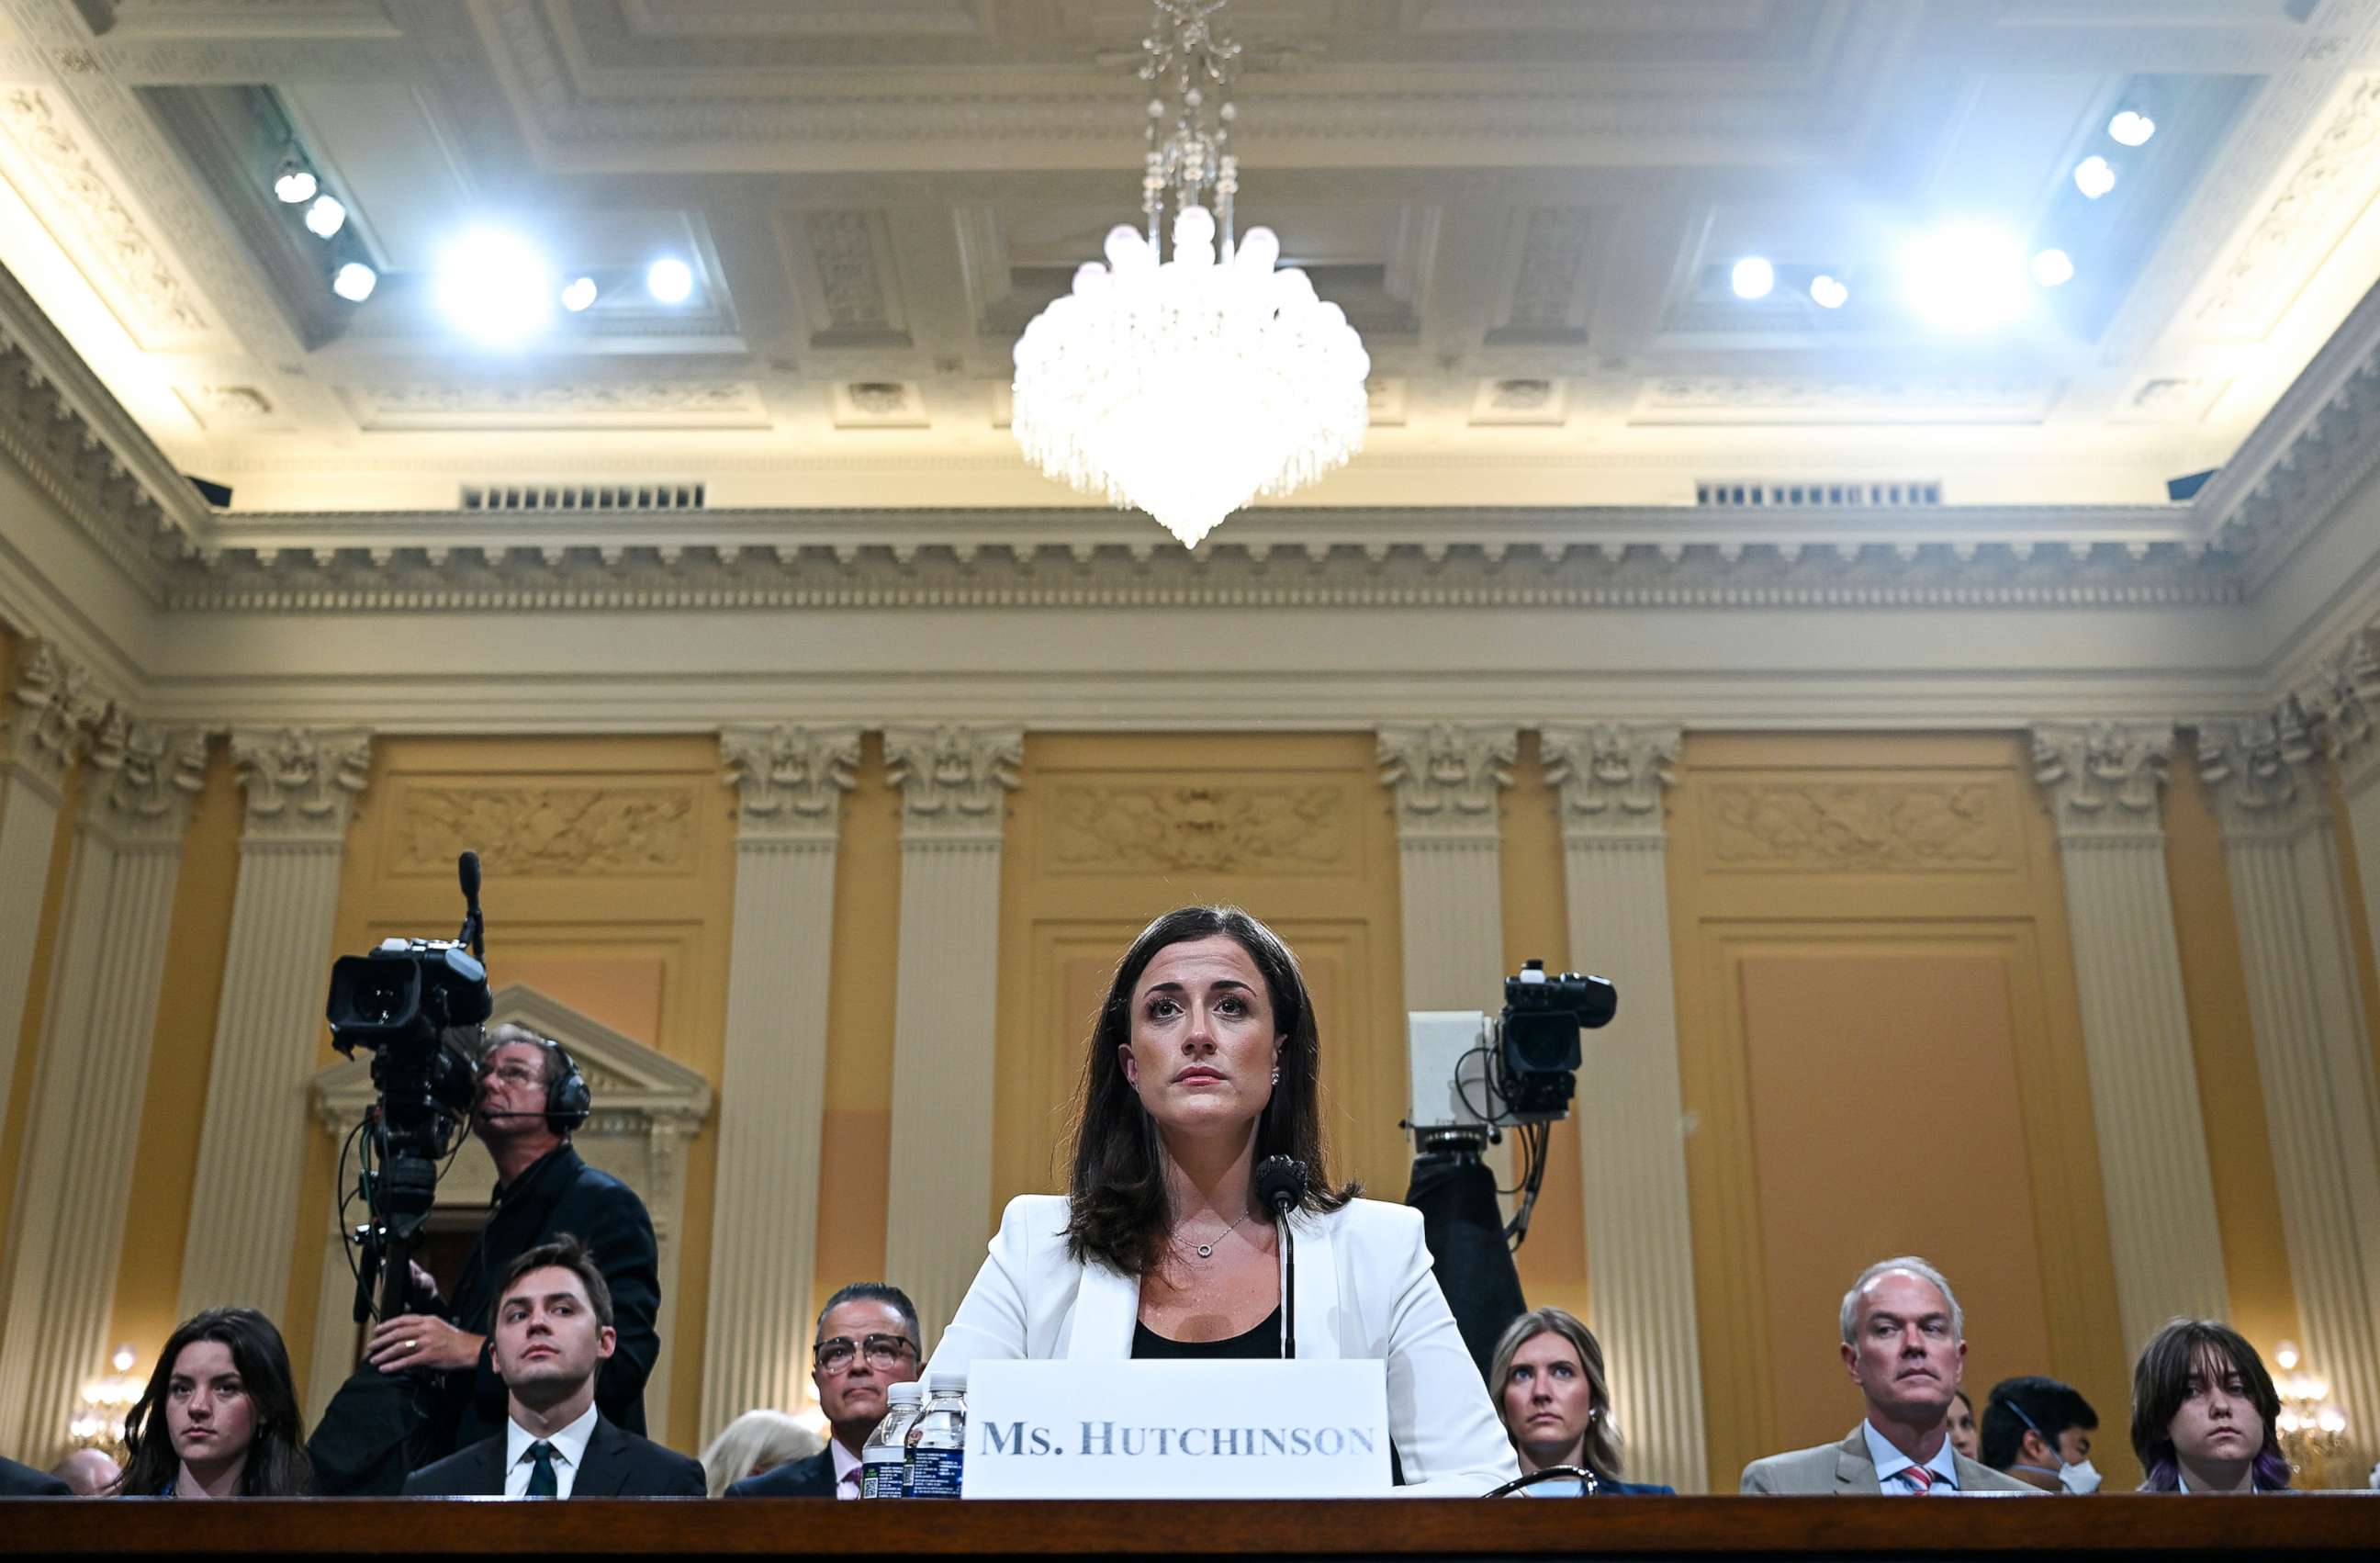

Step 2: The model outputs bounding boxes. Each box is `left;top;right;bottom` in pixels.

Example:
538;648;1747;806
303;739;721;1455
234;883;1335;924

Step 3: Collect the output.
537;1035;592;1134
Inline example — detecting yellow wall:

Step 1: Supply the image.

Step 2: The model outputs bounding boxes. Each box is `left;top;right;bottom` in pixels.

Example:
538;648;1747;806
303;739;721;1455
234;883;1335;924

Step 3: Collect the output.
1667;733;2133;1488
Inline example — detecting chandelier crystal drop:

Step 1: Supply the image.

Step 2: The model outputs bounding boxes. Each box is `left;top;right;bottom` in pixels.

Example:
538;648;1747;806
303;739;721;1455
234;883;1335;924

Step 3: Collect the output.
1012;0;1368;550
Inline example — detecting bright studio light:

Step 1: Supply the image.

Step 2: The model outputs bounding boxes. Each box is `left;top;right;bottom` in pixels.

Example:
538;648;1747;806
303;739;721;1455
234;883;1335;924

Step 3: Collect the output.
273;161;317;205
646;257;693;304
2030;248;2075;287
560;275;599;312
436;229;552;343
1731;256;1775;299
1903;225;2031;330
2108;110;2156;147
303;194;347;238
331;261;377;302
1809;274;1849;309
2074;155;2116;199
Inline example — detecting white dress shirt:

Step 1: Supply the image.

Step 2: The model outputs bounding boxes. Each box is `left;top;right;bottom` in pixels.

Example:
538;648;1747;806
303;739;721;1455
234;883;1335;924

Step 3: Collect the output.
1862;1419;1960;1494
830;1438;864;1500
504;1403;599;1499
929;1194;1519;1496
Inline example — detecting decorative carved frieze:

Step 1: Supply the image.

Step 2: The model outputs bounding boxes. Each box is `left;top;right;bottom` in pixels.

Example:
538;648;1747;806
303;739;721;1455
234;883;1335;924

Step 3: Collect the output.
1047;784;1349;875
2196;708;2328;839
1702;781;2014;872
884;725;1021;841
2194;75;2380;335
1377;724;1516;840
82;715;208;846
1;641;108;797
720;725;859;843
1541;724;1678;842
2029;722;2174;841
392;786;697;875
230;727;371;842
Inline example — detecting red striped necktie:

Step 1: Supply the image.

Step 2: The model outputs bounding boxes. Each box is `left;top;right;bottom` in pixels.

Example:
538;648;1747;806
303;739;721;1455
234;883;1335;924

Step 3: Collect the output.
1899;1462;1937;1494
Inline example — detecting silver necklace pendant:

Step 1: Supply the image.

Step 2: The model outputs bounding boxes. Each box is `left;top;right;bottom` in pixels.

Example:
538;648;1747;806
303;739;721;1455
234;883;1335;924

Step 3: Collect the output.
1196;1242;1216;1259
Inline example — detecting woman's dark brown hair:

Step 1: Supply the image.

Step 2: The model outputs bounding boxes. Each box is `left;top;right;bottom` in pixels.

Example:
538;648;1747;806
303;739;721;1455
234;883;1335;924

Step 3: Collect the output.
114;1308;311;1497
2128;1318;2290;1492
1064;905;1354;1276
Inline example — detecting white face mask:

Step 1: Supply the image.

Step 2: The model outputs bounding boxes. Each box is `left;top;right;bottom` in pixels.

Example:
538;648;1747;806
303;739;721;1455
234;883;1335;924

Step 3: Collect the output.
2057;1458;2102;1496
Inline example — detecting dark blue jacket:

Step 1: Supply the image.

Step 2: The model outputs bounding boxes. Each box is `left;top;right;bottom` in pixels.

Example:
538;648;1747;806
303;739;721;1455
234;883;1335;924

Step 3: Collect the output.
724;1448;838;1498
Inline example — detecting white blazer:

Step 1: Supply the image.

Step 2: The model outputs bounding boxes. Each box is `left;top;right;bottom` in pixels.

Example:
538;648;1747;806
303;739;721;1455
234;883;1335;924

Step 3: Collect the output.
930;1193;1521;1496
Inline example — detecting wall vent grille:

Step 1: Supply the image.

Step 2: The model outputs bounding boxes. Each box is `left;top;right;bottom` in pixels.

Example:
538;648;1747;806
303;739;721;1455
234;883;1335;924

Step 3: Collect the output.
1696;480;1942;507
463;482;707;512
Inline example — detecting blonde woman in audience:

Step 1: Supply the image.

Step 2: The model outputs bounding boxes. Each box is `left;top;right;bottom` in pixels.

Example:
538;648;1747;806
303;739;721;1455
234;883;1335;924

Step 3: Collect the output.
1488;1307;1672;1494
699;1410;825;1498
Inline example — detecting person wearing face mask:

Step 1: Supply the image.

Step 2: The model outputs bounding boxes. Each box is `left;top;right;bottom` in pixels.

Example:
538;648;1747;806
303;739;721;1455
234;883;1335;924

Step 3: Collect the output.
1488;1308;1673;1495
1979;1376;2101;1494
110;1309;312;1497
929;905;1518;1495
2129;1319;2292;1493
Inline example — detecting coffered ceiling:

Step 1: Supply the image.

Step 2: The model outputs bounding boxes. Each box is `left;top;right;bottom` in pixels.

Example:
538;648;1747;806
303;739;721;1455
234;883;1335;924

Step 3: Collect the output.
2;0;2379;534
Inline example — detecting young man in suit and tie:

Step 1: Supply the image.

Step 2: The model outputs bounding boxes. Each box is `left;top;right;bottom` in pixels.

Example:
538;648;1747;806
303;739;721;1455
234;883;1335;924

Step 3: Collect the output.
403;1235;702;1498
1739;1256;2039;1496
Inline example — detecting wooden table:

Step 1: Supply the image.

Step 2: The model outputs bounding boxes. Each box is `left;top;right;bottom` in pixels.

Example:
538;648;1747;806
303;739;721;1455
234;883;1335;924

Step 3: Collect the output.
4;1494;2374;1559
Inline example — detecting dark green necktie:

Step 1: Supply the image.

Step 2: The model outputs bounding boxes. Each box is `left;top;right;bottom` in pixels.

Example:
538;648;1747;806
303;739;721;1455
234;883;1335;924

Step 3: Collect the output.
525;1440;559;1498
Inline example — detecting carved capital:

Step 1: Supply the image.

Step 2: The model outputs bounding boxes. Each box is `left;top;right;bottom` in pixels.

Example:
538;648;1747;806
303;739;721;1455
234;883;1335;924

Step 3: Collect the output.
230;727;371;842
1;640;108;801
884;725;1022;841
720;725;859;843
1376;724;1516;841
83;716;208;847
2298;627;2380;795
1541;724;1678;842
2030;722;2173;840
2196;707;2328;841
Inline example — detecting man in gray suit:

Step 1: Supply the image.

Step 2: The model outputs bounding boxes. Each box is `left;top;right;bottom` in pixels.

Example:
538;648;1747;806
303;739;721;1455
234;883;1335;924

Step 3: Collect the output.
1741;1255;2039;1496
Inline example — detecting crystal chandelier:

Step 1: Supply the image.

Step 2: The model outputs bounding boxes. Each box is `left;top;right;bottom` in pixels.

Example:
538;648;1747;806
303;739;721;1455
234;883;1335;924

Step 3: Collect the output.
1012;0;1369;549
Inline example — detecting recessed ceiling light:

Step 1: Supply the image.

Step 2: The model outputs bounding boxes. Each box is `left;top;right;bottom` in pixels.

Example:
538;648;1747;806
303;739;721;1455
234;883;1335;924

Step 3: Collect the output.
2030;248;2075;287
436;229;553;344
1731;256;1775;300
273;160;317;205
331;262;377;302
560;275;599;312
303;195;346;239
1903;224;2030;330
646;257;694;304
2107;110;2155;147
1809;275;1849;309
2074;155;2116;199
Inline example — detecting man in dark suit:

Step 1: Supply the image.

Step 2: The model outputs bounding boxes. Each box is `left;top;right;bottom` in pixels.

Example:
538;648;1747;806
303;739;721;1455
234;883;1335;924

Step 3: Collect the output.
0;1456;70;1496
404;1234;701;1498
726;1283;922;1498
314;1025;662;1490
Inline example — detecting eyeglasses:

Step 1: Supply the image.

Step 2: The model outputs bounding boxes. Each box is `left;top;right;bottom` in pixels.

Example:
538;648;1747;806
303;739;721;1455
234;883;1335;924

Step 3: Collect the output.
814;1332;916;1374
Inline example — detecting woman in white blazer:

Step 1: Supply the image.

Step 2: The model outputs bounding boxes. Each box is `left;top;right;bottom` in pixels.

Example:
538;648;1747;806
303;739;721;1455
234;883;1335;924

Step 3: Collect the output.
931;905;1519;1497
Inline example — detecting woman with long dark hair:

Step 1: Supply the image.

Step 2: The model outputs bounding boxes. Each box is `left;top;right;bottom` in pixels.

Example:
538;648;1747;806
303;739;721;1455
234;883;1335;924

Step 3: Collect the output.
112;1309;310;1498
2129;1319;2291;1493
932;905;1517;1494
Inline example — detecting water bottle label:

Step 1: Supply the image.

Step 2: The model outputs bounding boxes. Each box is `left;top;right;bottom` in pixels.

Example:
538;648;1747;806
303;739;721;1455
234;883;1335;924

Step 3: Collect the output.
908;1445;964;1499
860;1461;905;1500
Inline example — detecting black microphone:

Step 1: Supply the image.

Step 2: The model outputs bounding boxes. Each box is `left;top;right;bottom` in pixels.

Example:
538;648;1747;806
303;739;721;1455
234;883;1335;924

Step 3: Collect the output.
1255;1156;1308;1360
456;850;485;959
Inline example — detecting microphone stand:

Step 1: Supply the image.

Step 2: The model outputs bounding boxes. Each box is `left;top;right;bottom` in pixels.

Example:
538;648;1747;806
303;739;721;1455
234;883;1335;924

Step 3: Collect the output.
1274;1205;1297;1360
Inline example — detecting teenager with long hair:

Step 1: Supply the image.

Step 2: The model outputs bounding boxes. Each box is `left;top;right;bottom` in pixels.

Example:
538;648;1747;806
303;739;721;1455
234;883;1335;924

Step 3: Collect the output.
113;1309;310;1498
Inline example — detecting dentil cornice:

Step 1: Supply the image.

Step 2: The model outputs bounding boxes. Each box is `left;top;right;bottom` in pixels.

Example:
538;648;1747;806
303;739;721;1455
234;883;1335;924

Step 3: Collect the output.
2029;722;2174;841
1377;724;1516;842
884;725;1021;843
1540;723;1679;843
228;725;370;842
720;724;860;844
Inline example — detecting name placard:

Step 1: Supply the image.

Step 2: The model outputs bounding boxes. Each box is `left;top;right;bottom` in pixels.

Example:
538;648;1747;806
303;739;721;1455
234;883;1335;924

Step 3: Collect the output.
962;1359;1392;1499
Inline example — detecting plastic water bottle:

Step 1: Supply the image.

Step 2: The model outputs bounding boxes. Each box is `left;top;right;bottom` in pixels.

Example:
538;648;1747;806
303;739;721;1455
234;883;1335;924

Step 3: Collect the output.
904;1366;968;1499
859;1381;925;1500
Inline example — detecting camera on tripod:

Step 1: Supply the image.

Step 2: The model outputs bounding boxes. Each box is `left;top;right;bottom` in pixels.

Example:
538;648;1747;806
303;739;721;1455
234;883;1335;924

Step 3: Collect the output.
1406;959;1616;1139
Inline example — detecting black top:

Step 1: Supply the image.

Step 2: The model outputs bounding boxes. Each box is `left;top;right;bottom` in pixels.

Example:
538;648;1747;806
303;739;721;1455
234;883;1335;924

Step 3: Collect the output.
724;1448;838;1499
1131;1307;1285;1360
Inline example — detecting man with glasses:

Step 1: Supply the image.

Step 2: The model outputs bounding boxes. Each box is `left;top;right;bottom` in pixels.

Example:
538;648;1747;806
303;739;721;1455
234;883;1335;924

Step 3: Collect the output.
727;1283;922;1498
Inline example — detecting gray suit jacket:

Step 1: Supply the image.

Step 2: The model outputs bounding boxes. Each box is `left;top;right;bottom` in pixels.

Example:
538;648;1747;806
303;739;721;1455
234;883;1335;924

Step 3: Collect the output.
1740;1425;2044;1495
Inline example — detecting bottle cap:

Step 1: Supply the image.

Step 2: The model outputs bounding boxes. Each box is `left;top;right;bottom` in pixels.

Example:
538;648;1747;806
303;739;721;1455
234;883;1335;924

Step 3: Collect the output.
925;1366;969;1392
886;1380;924;1403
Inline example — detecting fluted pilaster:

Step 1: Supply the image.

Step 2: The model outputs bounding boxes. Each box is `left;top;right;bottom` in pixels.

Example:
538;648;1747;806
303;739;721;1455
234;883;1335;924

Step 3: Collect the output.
1538;723;1705;1494
700;725;859;1442
0;718;208;1461
176;729;373;1317
2198;712;2380;1462
2029;723;2229;1348
0;642;107;1147
881;725;1022;1347
1377;725;1516;1008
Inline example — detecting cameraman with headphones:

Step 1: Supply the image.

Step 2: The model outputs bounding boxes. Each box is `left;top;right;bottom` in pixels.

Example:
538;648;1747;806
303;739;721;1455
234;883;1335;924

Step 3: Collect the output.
365;1023;662;1468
